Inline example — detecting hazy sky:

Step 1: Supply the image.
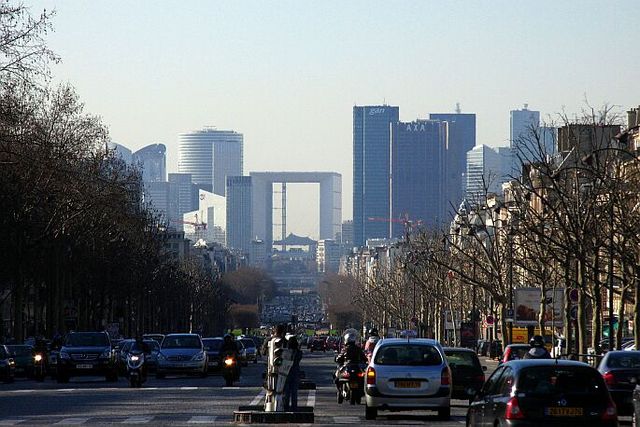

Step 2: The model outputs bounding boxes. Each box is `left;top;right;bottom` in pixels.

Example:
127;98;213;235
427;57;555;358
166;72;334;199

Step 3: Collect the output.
30;0;638;239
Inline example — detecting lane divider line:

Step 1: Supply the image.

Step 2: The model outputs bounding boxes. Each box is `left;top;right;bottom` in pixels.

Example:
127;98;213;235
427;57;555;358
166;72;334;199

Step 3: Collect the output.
250;389;265;406
306;389;316;407
187;416;217;424
54;417;90;425
122;416;154;424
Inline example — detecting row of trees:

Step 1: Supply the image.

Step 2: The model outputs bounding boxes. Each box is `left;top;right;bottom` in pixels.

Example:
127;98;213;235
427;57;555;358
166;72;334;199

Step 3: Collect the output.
0;2;238;341
346;106;640;357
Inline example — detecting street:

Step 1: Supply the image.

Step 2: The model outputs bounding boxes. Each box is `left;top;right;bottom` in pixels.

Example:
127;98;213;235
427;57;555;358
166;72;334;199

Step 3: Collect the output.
0;351;499;426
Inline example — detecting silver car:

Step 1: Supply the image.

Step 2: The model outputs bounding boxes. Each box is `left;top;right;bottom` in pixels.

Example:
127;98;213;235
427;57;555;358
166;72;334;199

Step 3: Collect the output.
365;338;451;420
156;334;207;378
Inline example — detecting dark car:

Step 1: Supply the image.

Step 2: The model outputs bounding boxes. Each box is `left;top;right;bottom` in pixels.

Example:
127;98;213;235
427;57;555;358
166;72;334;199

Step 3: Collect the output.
6;345;35;377
202;337;223;371
0;345;15;383
444;347;486;401
598;350;640;416
310;337;327;352
500;344;531;364
467;360;618;426
239;338;258;364
57;332;117;383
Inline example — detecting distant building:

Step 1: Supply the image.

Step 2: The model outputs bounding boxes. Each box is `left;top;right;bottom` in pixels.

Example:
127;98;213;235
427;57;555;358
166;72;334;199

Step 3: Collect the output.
163;229;191;259
183;189;226;245
557;124;621;153
133;143;166;182
107;142;133;164
510;105;557;171
465;145;511;204
390;120;447;237
226;176;252;254
317;239;341;273
341;220;354;248
430;112;476;218
250;239;267;267
353;105;400;246
178;128;243;195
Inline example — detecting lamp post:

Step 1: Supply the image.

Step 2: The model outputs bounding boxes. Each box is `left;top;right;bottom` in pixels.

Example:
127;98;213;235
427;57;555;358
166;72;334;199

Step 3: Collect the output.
608;198;615;351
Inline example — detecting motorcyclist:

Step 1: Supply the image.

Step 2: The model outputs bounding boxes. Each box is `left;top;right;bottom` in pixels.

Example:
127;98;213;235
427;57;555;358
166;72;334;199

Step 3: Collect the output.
523;335;551;359
129;336;151;379
334;332;367;383
364;328;380;362
221;334;241;377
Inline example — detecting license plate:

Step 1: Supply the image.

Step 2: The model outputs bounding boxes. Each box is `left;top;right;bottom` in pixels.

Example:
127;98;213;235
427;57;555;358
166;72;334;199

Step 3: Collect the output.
76;364;93;369
395;380;420;388
546;407;583;416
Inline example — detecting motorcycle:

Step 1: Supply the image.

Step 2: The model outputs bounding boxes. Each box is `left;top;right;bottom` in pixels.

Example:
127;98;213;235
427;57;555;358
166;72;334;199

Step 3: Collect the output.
126;351;146;388
335;362;366;405
222;353;239;387
33;352;46;382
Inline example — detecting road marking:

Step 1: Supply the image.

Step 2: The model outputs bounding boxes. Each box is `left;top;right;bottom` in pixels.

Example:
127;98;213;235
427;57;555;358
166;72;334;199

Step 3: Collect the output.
333;416;360;423
180;386;198;390
143;387;158;390
12;390;34;393
223;386;240;390
250;389;265;406
187;416;217;424
306;389;316;407
122;416;154;424
57;388;76;392
54;418;90;425
0;420;26;426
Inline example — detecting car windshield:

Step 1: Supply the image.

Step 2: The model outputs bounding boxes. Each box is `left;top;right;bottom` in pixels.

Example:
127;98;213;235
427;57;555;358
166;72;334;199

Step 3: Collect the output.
446;351;480;368
241;339;255;348
508;346;530;360
606;353;640;368
66;333;109;347
7;346;32;356
375;344;442;366
203;339;223;351
130;341;159;352
162;336;201;349
518;366;606;396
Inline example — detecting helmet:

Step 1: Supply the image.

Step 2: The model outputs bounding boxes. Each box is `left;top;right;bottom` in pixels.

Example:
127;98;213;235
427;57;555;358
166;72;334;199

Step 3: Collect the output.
343;332;357;345
224;334;233;342
368;328;379;337
530;335;545;347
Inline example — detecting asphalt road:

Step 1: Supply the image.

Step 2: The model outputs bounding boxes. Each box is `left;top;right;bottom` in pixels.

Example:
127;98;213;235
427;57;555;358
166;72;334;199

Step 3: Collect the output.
0;351;501;426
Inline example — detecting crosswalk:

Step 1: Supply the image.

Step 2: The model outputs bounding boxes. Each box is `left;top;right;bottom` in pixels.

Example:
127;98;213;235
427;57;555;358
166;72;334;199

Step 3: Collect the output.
0;416;220;425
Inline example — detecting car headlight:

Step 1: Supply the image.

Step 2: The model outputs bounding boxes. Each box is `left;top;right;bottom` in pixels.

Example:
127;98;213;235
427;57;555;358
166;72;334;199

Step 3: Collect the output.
192;352;205;361
59;351;70;360
129;355;140;362
34;354;43;362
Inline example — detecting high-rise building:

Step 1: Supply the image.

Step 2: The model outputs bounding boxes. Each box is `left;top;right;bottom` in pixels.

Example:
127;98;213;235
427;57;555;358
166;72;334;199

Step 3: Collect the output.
340;220;354;248
107;142;133;164
226;176;252;255
133;143;166;182
168;173;198;218
429;112;476;218
390;120;447;237
465;145;510;204
510;104;540;148
317;239;341;274
353;105;399;246
178;128;243;195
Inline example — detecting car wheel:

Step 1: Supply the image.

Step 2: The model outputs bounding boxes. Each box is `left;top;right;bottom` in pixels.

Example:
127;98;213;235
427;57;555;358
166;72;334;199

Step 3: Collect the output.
365;404;377;420
437;406;450;420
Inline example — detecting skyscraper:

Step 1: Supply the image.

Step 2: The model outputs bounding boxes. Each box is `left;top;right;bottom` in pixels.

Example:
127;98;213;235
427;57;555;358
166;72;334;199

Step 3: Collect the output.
353;105;399;246
429;112;476;218
133;143;166;182
510;104;540;148
390;120;447;237
465;145;510;204
226;176;252;255
178;128;243;195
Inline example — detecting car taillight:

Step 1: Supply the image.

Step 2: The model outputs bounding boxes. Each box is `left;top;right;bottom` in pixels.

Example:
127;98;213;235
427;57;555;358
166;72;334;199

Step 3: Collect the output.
441;367;450;386
503;348;511;362
602;396;617;422
366;367;376;385
505;397;525;420
357;371;365;378
474;374;485;383
603;371;617;386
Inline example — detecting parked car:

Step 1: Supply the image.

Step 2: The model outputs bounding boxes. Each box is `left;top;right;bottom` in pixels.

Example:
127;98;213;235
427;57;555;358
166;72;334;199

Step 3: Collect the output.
239;338;259;364
0;345;15;383
364;338;451;420
500;344;531;364
6;345;35;377
597;350;640;416
57;331;117;383
443;347;486;401
156;334;207;378
467;359;617;426
202;337;224;371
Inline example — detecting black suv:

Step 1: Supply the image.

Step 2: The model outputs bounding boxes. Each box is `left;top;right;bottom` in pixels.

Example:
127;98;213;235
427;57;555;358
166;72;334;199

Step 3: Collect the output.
57;332;117;383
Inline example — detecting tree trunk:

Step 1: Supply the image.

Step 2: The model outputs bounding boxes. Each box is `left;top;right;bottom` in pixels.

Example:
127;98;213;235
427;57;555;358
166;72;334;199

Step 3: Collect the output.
591;253;602;354
577;258;588;360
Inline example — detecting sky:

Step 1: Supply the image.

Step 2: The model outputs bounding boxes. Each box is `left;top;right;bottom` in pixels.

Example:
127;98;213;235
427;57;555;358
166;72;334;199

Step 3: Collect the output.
29;0;639;239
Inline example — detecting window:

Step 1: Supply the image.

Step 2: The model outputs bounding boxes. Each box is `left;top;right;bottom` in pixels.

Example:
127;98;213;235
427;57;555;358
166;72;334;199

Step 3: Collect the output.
482;366;505;395
518;367;606;396
162;336;201;349
497;367;514;395
445;351;481;368
374;344;442;366
66;333;109;347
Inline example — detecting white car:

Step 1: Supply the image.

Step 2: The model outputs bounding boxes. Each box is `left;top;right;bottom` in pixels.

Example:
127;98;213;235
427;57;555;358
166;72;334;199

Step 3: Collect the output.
156;334;208;378
364;338;451;420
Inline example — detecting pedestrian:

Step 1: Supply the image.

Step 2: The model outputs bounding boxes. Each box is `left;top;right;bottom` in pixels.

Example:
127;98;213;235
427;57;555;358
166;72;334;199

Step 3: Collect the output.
283;336;302;412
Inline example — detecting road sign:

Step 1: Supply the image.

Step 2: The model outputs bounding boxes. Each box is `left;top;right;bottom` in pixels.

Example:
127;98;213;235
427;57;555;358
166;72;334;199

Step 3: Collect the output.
507;309;514;318
486;315;494;325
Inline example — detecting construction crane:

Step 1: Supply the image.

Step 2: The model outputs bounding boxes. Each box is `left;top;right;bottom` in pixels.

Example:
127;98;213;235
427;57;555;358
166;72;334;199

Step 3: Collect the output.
170;213;207;240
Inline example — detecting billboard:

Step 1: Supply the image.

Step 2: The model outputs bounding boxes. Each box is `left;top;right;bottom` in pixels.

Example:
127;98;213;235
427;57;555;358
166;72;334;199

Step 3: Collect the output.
515;287;564;326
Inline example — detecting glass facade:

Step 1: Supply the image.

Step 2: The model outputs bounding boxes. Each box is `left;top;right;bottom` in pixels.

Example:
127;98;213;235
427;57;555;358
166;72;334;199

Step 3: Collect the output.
353;105;399;246
133;143;166;182
226;176;252;254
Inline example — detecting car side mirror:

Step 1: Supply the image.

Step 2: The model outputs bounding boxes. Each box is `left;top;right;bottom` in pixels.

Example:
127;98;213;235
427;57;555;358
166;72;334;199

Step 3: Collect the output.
482;366;487;371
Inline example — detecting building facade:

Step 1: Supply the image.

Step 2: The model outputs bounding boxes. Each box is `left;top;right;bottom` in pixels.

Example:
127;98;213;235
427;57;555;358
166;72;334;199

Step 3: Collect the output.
133;143;166;182
317;239;341;274
465;145;510;204
226;176;253;255
178;128;243;195
429;112;476;219
353;105;400;246
390;120;447;237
